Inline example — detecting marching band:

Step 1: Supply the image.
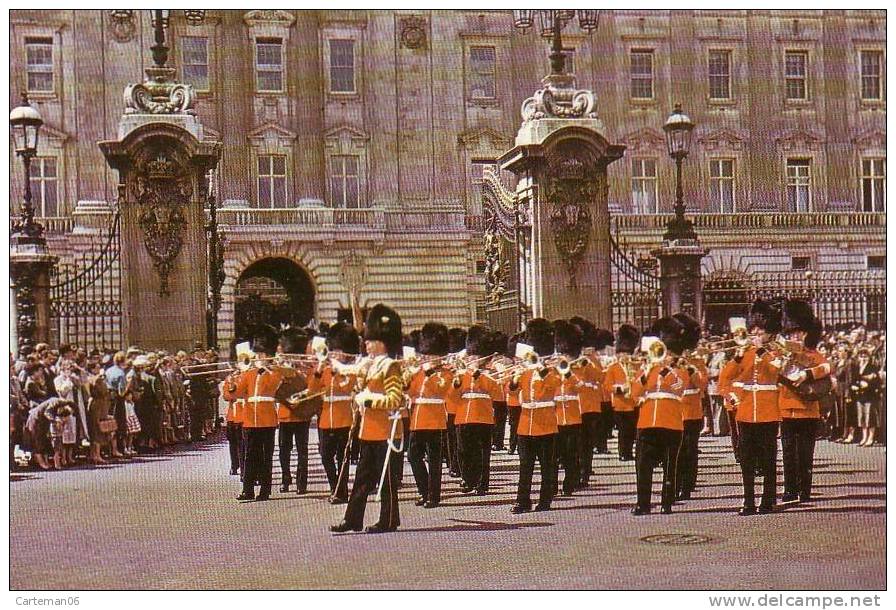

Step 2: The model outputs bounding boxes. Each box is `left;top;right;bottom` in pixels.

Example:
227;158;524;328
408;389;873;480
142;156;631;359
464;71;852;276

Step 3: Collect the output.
203;297;867;533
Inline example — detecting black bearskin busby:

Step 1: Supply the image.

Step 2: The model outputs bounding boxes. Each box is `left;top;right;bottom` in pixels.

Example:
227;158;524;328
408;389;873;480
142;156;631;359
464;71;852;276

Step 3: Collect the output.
554;319;583;356
278;327;309;355
569;316;597;347
448;327;467;354
525;318;555;357
648;317;686;356
672;312;702;352
326;321;360;355
506;332;525;358
418;322;449;356
252;325;280;355
782;299;817;334
594;328;615;351
489;331;509;358
615;324;640;355
364;303;403;357
404;329;421;350
748;299;783;334
466;325;491;357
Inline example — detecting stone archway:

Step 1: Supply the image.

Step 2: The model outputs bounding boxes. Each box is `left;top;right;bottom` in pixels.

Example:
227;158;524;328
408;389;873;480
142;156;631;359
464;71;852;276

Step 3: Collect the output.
703;271;753;336
234;257;315;340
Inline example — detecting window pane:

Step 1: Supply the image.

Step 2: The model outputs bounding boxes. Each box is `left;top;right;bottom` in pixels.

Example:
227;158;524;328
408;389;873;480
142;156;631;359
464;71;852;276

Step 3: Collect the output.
258;177;271;208
27;72;53;92
274;177;286;207
330;177;344;207
272;155;285;176
329;39;355;93
469;47;496;99
182;37;207;64
345;156;358;176
346;177;359;209
258;156;270;174
257;42;282;67
44;180;57;216
708;50;731;99
257;71;282;92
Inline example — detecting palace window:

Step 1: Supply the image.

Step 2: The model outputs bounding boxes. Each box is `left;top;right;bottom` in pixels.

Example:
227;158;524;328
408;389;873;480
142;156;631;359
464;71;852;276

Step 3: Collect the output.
861;157;885;212
469;46;497;100
784;50;808;101
181;36;209;91
786;158;812;212
256;154;287;208
709;158;735;213
867;255;885;270
791;256;811;271
860;50;884;101
255;38;283;92
329;39;356;94
30;157;58;217
631;158;658;214
329;155;361;209
25;37;54;93
708;50;731;100
630;49;654;99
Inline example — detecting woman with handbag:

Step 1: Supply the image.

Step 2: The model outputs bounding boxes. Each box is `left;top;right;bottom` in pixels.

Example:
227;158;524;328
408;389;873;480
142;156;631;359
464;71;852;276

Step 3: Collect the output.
85;361;114;465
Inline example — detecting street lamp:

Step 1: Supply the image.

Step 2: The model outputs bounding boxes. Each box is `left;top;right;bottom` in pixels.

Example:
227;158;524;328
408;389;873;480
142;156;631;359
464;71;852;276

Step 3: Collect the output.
662;103;697;241
9;92;44;239
513;9;600;76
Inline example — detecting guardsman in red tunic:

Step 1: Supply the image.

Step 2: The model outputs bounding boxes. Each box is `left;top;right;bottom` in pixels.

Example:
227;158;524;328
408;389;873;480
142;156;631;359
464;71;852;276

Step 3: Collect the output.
778;299;831;505
629;317;687;516
504;332;525;455
223;339;246;477
731;300;784;515
275;328;313;494
443;327;467;477
510;318;564;514
407;323;453;508
672;313;708;501
225;327;292;502
308;322;360;503
717;354;742;462
603;324;641;462
569;316;603;486
454;326;504;495
331;304;405;534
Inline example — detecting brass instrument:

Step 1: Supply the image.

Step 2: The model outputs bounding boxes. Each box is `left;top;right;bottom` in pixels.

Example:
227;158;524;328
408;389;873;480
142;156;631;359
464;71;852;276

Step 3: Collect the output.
646;338;667;364
490;351;540;381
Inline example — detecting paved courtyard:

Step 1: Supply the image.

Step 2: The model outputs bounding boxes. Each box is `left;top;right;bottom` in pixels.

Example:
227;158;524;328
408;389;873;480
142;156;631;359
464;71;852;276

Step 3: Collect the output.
10;431;885;590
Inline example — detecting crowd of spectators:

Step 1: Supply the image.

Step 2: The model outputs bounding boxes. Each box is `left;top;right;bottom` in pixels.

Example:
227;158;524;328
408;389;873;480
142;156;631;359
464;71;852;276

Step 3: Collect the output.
10;343;221;470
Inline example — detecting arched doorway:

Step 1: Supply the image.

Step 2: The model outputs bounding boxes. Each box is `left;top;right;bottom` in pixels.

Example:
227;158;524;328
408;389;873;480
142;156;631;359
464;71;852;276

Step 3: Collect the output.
703;272;752;336
234;257;314;340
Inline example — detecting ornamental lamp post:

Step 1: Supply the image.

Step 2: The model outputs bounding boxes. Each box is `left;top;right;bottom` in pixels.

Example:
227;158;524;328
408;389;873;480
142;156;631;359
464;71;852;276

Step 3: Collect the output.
512;10;600;76
10;93;56;355
651;103;708;320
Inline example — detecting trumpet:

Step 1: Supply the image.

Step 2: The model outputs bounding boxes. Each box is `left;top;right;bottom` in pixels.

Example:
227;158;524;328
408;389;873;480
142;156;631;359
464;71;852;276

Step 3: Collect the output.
180;356;278;378
646;338;667;364
489;351;541;381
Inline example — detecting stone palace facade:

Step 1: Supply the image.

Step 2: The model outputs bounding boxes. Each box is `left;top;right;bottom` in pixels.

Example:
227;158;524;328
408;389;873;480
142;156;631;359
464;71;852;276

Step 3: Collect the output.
8;9;886;348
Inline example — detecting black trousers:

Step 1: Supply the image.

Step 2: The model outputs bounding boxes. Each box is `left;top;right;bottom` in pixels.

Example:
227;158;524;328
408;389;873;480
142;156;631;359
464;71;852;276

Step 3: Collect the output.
677;419;703;495
458;423;493;492
226;422;242;472
556;424;581;495
580;412;600;478
443;414;460;475
278;421;310;491
781;418;818;500
243;427;276;496
319;427;350;497
635;428;682;511
727;410;740;462
343;440;400;530
516;434;557;509
408;429;443;503
738;421;778;508
492;402;508;450
189;408;206;441
240;427;250;483
614;410;637;460
508;407;521;454
595;402;613;452
349;419;361;463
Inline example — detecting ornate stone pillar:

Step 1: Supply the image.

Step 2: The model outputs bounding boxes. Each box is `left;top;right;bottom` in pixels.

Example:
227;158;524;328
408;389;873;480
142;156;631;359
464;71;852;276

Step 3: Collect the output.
9;241;56;354
499;74;624;329
651;217;709;321
99;51;221;350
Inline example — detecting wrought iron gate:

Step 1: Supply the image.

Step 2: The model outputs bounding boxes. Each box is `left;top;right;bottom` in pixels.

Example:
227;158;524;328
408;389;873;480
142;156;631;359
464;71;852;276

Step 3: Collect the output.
609;235;662;331
49;203;122;351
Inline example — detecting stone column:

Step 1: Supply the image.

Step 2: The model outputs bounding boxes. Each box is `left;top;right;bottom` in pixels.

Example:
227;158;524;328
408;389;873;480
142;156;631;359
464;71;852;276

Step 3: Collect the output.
652;243;708;321
10;240;57;354
500;74;624;329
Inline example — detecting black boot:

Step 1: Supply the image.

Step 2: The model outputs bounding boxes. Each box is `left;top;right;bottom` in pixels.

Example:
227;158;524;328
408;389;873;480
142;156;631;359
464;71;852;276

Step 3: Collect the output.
330;520;362;533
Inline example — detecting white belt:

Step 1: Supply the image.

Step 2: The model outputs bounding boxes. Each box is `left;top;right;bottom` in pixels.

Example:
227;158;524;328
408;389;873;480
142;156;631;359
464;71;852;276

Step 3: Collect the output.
323;395;352;403
521;401;555;409
462;392;491;400
246;396;277;403
742;384;778;392
644;392;680;401
732;382;744;388
233;399;245;405
414;397;445;405
555;395;578;403
682;389;701;396
579;382;600;389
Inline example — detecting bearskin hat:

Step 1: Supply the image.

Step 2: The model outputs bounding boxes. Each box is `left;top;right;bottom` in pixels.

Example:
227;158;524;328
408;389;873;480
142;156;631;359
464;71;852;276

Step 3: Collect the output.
418;322;449;356
405;329;421;350
466;325;491;357
489;331;509;358
594;328;615;351
506;332;525;358
277;327;309;355
554;319;584;356
252;325;280;355
648;317;686;355
782;299;817;334
364;303;403;357
672;312;702;351
326;322;360;355
569;316;596;345
448;327;467;354
525;318;555;357
615;324;640;354
748;299;783;334
805;319;823;350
